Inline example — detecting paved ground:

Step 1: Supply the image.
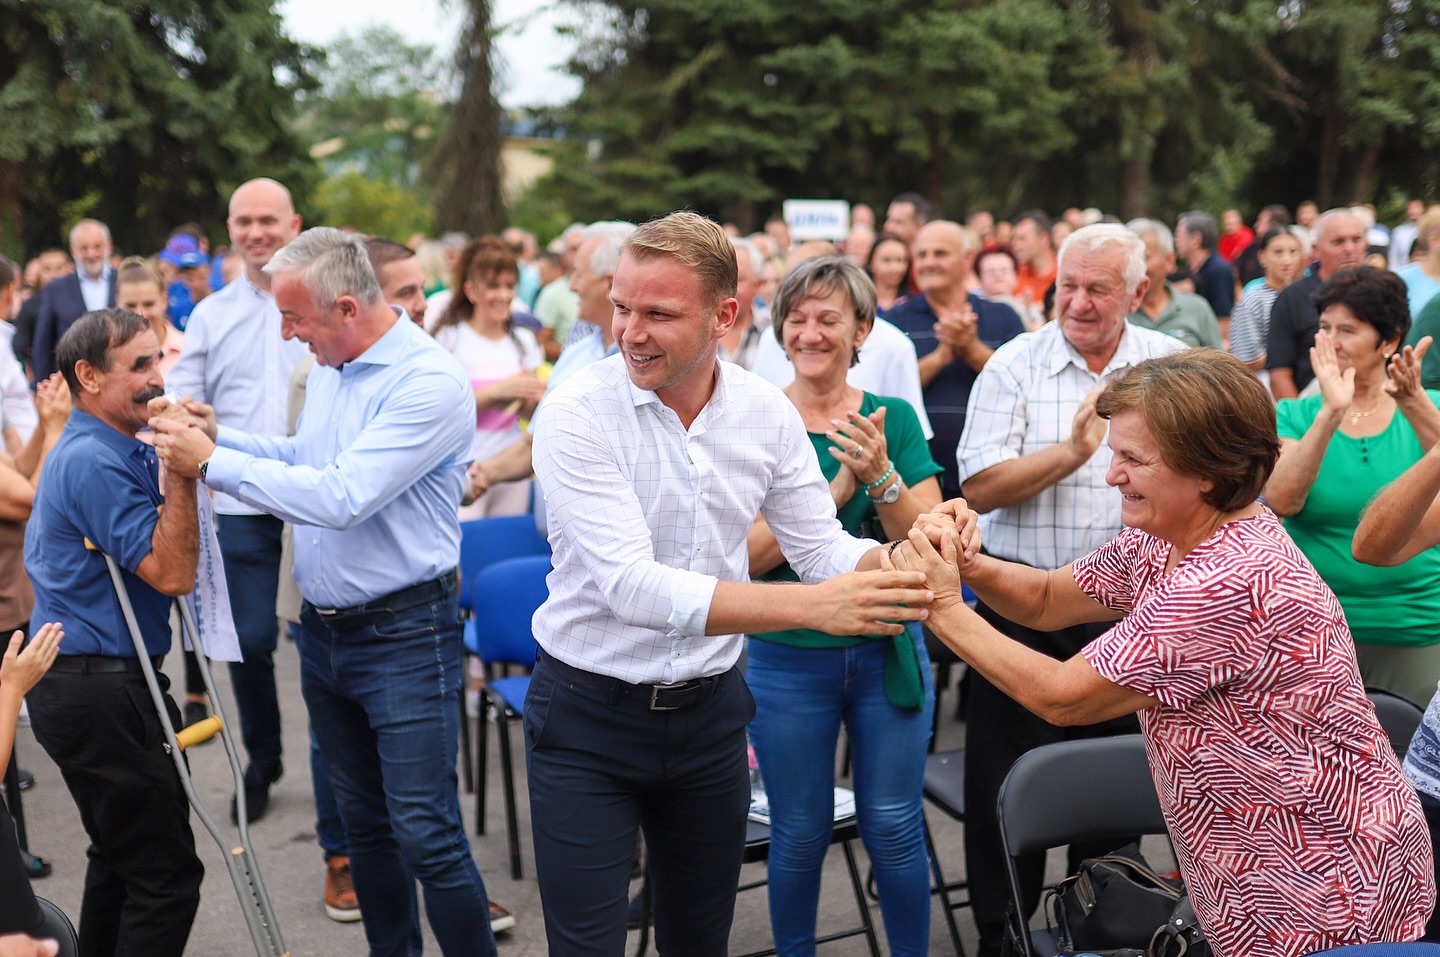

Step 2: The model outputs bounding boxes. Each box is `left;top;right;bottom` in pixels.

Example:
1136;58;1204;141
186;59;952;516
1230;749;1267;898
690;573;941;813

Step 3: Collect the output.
6;637;1147;956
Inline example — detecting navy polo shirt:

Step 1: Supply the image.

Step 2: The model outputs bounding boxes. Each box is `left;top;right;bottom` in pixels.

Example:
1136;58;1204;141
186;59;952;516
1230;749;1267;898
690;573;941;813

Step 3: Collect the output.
1195;253;1235;318
26;409;173;657
885;292;1025;494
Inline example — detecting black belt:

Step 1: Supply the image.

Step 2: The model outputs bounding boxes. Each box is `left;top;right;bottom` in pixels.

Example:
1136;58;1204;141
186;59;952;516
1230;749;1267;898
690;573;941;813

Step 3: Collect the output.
49;654;164;675
540;651;727;712
310;568;458;627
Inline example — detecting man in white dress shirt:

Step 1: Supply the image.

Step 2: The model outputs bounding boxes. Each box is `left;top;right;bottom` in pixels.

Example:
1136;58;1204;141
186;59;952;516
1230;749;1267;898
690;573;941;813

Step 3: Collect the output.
166;179;310;833
527;211;937;956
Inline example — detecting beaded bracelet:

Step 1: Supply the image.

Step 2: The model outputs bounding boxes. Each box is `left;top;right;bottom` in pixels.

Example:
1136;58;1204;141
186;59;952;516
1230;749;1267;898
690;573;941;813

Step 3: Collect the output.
862;461;895;493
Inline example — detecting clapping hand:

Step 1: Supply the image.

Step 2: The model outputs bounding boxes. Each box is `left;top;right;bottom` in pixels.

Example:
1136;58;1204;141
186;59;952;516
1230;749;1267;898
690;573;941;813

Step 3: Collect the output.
0;622;62;697
934;304;979;353
33;374;70;435
1068;386;1108;460
826;406;890;488
1310;329;1355;416
1386;336;1432;402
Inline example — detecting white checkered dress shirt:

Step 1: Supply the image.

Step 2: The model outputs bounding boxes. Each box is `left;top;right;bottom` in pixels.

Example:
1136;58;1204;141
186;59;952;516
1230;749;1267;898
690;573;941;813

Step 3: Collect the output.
957;321;1187;570
532;354;875;684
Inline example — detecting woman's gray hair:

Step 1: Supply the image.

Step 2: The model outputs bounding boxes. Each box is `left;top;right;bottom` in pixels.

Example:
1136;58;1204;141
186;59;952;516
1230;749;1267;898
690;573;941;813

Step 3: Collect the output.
264;227;383;308
771;255;877;367
1057;223;1147;297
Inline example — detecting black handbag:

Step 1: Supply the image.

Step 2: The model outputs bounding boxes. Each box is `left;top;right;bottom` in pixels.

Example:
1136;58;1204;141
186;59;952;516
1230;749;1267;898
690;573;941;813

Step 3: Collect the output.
1045;843;1186;956
1149;895;1210;957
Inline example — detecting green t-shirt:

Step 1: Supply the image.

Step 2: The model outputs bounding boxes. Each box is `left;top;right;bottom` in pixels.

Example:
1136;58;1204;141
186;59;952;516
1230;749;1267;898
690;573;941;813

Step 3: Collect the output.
1127;284;1223;350
752;392;941;649
1276;392;1440;646
1405;294;1440;391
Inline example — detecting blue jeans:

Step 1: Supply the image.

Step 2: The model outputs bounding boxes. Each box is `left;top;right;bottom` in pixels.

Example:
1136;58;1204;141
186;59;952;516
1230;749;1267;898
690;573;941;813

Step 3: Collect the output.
288;621;348;861
746;634;934;957
216;513;284;773
299;589;496;957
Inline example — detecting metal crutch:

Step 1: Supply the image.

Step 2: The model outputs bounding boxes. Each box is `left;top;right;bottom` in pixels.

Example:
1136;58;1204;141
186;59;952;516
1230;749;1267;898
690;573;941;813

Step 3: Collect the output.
96;549;290;957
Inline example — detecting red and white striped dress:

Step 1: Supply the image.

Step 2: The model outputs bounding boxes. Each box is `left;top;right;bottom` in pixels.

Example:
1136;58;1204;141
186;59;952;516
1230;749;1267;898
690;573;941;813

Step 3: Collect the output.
1076;508;1434;957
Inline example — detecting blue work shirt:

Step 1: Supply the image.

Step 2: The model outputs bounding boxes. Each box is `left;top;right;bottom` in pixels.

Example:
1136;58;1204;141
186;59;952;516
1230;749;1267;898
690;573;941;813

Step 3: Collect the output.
205;313;475;608
884;292;1025;494
26;409;173;657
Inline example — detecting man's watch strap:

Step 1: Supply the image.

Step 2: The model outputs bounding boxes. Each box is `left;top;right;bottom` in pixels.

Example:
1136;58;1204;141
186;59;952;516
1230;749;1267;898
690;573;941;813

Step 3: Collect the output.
198;456;210;482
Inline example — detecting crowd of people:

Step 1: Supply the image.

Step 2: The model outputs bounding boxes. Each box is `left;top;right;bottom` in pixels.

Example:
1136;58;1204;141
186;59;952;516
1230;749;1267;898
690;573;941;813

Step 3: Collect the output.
0;185;1439;957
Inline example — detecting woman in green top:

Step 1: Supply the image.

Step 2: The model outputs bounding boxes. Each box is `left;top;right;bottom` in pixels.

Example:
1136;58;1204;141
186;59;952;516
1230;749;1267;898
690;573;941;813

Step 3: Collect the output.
745;256;942;956
1266;265;1440;704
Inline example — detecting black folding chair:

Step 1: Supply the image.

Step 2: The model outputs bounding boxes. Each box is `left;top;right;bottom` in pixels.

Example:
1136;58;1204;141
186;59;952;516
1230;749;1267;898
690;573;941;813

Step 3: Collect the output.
633;814;881;957
996;734;1168;957
922;747;968;955
1366;688;1425;760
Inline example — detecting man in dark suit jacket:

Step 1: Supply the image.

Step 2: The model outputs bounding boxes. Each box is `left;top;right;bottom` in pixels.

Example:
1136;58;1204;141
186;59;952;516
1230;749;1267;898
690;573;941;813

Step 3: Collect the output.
32;220;115;382
11;249;72;374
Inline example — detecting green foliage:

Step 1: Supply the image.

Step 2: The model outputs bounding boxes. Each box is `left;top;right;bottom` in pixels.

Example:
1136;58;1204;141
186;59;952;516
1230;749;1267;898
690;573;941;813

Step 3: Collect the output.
0;0;319;257
311;169;432;241
526;0;1440;229
294;25;448;193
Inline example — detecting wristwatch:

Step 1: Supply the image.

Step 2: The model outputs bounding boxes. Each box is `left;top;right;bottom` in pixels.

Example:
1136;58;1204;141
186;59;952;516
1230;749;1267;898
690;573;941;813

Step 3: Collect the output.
198;456;211;483
872;475;902;504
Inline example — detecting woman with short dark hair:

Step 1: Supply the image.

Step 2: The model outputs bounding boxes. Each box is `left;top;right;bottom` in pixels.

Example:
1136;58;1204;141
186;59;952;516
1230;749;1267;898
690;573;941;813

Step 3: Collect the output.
1265;264;1440;704
892;349;1435;957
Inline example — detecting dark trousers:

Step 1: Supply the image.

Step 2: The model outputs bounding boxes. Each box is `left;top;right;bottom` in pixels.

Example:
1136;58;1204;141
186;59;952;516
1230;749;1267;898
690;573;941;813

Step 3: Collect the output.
0;798;42;937
216;513;285;772
27;668;203;957
524;654;753;956
965;599;1139;957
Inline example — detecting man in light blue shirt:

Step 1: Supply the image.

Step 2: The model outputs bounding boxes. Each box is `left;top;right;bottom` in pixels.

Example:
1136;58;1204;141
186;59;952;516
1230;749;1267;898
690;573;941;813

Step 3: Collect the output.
151;227;499;957
167;178;311;831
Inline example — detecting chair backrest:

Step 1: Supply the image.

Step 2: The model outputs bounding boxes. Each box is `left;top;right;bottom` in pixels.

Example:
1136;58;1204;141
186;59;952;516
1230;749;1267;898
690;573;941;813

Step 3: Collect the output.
997;734;1168;957
469;555;549;667
459;515;550;614
997;734;1167;859
35;896;78;957
1366;688;1426;760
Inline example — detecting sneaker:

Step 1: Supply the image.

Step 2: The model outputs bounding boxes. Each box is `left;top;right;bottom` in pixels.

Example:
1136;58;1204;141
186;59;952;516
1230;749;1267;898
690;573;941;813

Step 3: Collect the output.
324;856;362;922
0;769;35;794
489;900;516;934
183;699;209;730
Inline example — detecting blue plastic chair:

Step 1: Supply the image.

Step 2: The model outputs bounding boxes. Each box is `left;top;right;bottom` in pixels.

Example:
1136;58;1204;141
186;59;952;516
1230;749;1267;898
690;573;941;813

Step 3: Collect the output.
466;554;550;880
458;516;550;615
455;516;549;794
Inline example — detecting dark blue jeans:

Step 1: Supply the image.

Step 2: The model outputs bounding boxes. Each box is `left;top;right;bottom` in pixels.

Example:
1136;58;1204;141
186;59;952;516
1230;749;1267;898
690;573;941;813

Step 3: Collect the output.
299;590;496;957
288;621;348;861
216;513;284;773
524;654;753;957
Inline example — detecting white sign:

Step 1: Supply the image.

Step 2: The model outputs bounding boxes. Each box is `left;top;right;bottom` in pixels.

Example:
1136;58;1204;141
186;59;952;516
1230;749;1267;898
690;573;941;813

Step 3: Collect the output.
784;200;851;241
186;487;242;662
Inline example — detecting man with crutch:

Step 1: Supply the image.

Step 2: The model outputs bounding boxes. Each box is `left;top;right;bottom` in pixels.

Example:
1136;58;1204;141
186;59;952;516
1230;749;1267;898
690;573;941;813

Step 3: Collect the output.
23;308;204;957
152;227;500;957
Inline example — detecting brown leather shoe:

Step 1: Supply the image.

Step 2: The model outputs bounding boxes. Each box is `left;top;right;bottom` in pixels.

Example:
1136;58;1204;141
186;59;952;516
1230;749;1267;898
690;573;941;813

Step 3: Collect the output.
324;856;362;922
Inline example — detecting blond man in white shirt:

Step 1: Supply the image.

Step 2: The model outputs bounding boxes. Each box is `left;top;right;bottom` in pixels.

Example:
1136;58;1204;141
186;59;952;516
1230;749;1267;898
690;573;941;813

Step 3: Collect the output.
528;211;942;956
